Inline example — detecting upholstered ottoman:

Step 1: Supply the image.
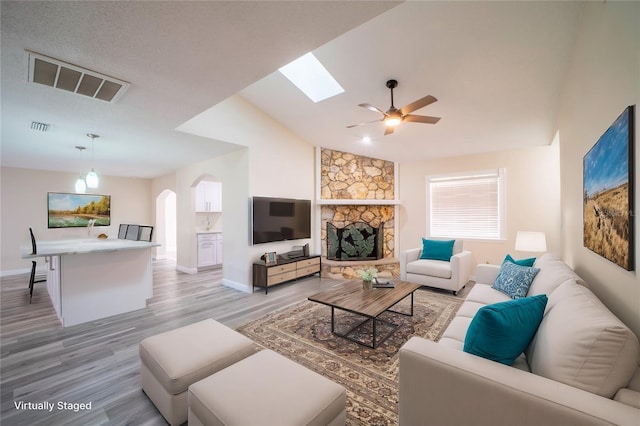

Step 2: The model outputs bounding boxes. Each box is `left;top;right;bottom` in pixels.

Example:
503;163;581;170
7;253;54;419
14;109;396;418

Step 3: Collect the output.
188;349;347;426
139;318;258;426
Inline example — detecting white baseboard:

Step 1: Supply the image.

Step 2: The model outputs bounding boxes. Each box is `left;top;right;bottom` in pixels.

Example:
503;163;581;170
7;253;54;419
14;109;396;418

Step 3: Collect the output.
1;268;30;277
175;264;198;274
222;278;251;293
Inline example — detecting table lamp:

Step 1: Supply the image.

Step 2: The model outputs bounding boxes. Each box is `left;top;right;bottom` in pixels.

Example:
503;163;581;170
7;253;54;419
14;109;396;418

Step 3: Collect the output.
515;231;547;253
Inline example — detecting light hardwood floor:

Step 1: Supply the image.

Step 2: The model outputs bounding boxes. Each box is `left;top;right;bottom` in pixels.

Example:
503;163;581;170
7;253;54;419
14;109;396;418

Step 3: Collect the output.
0;260;471;425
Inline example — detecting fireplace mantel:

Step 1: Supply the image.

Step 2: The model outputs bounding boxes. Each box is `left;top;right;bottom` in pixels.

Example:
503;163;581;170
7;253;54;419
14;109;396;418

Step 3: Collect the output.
317;199;401;205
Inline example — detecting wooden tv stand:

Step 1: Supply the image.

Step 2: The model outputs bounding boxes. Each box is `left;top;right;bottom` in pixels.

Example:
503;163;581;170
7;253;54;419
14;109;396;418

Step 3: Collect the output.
252;255;321;294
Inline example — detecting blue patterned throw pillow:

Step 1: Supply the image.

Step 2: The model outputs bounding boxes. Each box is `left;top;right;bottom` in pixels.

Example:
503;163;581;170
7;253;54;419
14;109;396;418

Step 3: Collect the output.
463;294;548;365
492;261;540;299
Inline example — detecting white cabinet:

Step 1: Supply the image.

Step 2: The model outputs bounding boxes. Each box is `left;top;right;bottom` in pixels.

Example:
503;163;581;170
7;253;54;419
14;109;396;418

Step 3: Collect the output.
46;256;62;319
196;181;222;212
215;235;223;265
197;233;222;268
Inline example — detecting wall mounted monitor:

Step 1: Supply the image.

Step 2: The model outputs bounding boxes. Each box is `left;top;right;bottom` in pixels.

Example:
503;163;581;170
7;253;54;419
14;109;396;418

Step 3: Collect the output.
251;197;311;244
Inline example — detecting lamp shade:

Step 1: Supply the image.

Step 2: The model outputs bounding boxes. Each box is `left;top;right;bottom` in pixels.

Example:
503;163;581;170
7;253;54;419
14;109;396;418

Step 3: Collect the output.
515;231;547;252
86;169;99;188
75;176;87;193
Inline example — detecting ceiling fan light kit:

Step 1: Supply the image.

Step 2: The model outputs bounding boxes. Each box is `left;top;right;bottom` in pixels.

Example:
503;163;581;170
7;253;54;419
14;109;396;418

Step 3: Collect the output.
383;110;402;127
348;79;441;136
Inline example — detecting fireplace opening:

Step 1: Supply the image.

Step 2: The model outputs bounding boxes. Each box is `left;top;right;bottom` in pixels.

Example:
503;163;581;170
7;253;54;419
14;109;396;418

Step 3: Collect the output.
326;222;384;261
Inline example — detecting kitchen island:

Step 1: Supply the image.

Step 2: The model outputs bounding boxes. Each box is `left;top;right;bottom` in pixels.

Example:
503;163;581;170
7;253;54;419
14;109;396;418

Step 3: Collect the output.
23;238;160;327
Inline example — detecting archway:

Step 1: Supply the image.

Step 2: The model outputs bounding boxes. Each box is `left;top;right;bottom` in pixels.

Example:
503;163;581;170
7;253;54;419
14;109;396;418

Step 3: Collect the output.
156;189;177;260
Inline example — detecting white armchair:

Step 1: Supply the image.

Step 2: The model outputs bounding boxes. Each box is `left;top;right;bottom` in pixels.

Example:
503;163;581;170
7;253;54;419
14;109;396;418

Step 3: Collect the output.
400;239;472;295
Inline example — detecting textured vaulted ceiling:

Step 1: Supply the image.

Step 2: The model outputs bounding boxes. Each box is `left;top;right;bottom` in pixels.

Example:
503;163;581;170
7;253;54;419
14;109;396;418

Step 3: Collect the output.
0;1;582;178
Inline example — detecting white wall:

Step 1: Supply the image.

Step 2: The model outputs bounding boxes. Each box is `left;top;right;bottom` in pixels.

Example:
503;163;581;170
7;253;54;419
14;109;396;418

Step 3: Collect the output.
0;167;152;274
398;143;561;268
556;1;640;336
174;149;249;283
176;95;316;291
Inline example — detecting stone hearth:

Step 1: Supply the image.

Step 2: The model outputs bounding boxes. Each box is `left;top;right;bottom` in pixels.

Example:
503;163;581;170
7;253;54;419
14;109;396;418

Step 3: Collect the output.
321;257;400;280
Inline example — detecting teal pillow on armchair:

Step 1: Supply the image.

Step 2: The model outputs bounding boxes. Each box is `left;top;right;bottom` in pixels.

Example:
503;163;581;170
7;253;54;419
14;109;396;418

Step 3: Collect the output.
419;239;455;261
463;294;548;365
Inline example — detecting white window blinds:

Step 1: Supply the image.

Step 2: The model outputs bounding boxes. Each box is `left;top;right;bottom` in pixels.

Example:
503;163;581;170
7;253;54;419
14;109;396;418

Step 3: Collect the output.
428;169;505;240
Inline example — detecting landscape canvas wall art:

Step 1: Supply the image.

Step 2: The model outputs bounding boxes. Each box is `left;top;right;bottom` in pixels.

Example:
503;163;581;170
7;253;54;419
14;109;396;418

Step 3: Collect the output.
583;105;635;270
48;192;111;228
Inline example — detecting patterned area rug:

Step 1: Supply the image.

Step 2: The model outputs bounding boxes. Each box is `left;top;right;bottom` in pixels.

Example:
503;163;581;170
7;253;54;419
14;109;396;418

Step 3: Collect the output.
237;288;463;425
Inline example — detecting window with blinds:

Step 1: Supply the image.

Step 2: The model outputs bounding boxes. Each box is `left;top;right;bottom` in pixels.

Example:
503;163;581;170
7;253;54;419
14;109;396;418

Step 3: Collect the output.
427;169;505;240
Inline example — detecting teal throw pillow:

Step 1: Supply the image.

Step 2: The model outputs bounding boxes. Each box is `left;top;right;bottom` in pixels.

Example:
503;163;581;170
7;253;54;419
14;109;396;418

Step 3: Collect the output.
463;295;548;365
492;261;540;299
503;254;536;267
419;238;455;261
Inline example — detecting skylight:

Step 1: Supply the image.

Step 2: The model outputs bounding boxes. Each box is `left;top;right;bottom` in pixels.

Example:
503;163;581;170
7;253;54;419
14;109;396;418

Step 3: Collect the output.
279;52;344;103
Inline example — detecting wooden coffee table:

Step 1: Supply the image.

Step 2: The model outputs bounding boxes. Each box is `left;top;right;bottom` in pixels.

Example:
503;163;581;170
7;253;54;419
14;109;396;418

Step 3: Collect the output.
308;280;421;348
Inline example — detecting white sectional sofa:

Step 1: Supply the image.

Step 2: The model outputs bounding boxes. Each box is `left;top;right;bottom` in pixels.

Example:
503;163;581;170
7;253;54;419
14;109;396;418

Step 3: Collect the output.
399;254;640;425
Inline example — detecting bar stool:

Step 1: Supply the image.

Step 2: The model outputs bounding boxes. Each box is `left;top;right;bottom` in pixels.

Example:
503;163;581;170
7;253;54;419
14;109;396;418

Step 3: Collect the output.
28;228;46;303
28;260;46;303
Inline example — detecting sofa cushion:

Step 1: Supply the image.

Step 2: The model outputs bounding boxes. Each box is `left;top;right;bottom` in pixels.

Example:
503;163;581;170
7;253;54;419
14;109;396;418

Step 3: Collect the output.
463;295;547;365
614;389;640;409
420;238;455;261
526;281;640;398
441;316;473;344
492;261;540;299
527;253;586;296
464;283;511;306
406;259;451;279
455;300;485;320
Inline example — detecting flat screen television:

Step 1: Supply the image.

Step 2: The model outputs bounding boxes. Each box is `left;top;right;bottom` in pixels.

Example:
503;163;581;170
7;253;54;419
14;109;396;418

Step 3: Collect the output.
251;197;311;244
48;192;111;228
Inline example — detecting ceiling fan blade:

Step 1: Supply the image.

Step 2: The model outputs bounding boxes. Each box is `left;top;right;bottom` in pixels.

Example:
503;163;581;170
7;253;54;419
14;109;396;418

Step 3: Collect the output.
384;126;395;136
359;103;386;115
403;114;441;124
400;95;437;115
346;118;383;129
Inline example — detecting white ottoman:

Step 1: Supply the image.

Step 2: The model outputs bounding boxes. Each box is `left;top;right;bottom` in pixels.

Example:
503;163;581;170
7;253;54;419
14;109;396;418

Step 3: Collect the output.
188;349;347;426
139;318;258;426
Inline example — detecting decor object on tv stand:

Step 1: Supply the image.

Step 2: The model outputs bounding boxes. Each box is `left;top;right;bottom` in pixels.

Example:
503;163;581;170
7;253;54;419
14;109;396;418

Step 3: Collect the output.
253;255;320;294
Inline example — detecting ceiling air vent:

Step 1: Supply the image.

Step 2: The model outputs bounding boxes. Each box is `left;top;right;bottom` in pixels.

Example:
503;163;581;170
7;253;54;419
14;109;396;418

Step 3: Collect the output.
30;121;50;132
26;50;130;103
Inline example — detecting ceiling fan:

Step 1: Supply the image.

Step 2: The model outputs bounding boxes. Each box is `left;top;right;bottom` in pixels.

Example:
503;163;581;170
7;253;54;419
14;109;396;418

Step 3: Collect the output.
347;79;440;135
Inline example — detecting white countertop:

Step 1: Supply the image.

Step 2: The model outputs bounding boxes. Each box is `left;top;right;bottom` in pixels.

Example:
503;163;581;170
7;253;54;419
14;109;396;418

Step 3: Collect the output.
196;231;222;235
22;238;160;258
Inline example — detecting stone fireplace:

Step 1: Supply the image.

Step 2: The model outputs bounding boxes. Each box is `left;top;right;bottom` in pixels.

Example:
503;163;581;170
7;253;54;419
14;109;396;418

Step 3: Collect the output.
319;148;400;279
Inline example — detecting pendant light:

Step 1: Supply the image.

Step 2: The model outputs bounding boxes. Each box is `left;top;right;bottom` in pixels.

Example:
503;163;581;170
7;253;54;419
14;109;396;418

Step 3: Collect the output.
85;133;99;188
74;146;87;193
